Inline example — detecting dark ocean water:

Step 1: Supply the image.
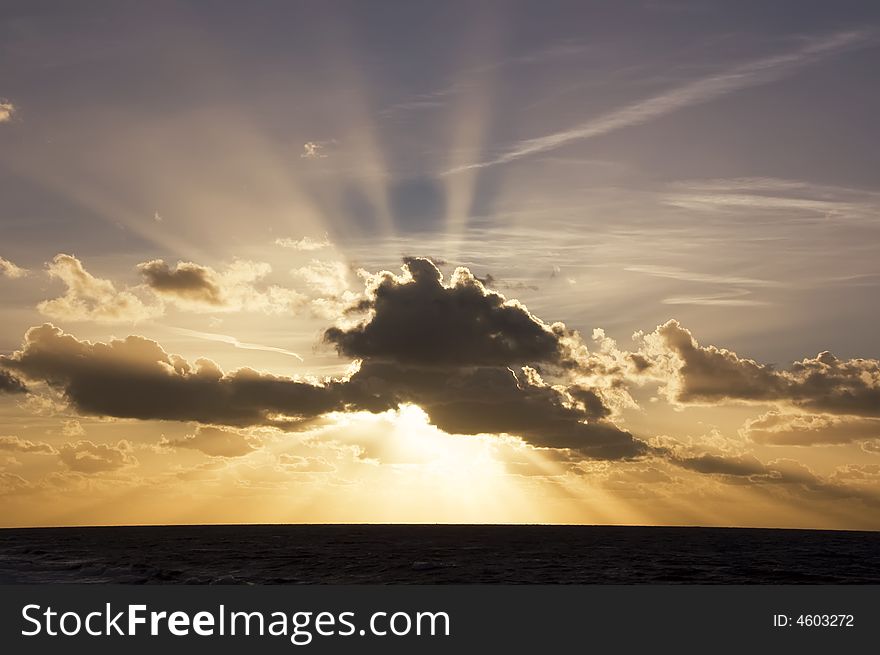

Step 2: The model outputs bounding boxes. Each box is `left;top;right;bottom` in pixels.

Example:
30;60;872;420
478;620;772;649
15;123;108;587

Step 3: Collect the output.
0;525;877;584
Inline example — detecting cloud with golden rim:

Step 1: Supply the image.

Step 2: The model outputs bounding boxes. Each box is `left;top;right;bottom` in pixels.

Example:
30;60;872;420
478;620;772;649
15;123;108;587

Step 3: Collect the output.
38;254;161;324
6;257;880;465
0;100;15;123
58;440;136;474
138;258;305;314
162;426;258;458
0;256;28;278
0;436;55;454
638;319;880;417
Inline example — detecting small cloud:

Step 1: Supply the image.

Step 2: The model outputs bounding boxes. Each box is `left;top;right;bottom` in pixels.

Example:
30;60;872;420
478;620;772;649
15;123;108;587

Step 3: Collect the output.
138;258;304;314
0;100;15;123
61;420;86;437
301;141;327;159
0;472;30;495
38;254;162;324
153;211;163;222
279;454;336;473
1;324;349;429
162;426;258;458
275;234;332;251
0;435;55;454
0;256;28;279
291;259;350;296
138;259;223;305
636;320;880;418
58;440;137;473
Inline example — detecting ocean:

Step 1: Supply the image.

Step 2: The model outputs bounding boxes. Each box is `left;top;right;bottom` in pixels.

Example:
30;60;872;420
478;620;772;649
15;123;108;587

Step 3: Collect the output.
0;525;877;584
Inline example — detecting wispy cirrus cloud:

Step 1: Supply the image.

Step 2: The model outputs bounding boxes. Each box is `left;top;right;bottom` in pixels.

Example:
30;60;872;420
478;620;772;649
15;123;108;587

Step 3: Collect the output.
445;31;868;174
381;41;591;116
661;288;770;307
625;265;781;289
624;264;782;307
661;177;880;222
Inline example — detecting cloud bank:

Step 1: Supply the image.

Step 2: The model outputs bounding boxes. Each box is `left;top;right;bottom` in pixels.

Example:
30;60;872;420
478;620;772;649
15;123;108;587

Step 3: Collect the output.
5;257;879;462
0;324;366;428
2;259;645;459
640;320;880;417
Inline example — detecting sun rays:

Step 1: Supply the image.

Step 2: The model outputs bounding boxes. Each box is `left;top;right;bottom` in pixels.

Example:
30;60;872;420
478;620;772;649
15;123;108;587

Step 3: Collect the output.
1;2;879;530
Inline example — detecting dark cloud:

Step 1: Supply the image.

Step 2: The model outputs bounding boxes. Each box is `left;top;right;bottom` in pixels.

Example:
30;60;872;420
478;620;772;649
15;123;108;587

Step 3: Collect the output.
322;258;643;458
569;386;613;420
627;353;652;373
402;254;447;267
649;320;880;417
2;325;640;461
137;259;223;304
652;320;784;402
787;352;880;417
1;259;650;459
9;258;879;463
474;273;538;292
58;440;136;473
325;258;567;367
349;362;643;458
1;324;378;428
673;452;880;507
675;453;768;477
163;426;257;457
0;369;28;394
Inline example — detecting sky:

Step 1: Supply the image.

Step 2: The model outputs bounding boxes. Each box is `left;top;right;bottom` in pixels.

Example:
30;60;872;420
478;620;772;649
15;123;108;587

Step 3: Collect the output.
1;0;879;529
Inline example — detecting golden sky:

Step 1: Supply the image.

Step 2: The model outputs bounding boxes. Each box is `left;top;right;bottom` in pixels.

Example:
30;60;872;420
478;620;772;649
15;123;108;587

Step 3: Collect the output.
1;1;879;529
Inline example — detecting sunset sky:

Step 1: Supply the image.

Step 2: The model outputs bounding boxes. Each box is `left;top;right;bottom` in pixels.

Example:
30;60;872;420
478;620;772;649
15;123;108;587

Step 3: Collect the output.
1;0;879;529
